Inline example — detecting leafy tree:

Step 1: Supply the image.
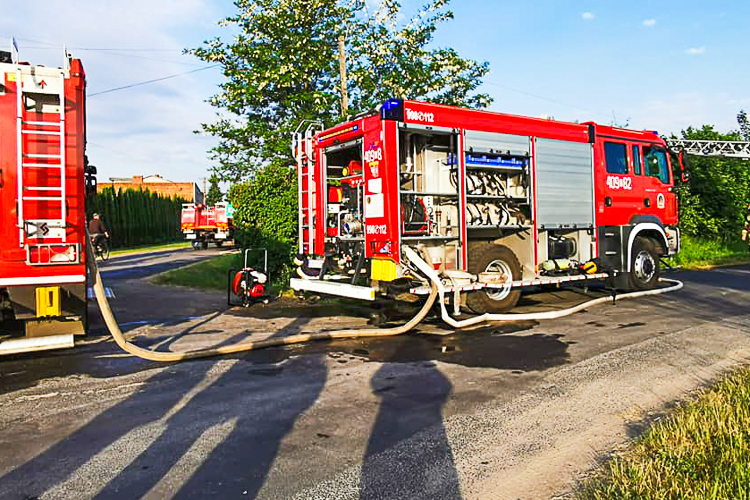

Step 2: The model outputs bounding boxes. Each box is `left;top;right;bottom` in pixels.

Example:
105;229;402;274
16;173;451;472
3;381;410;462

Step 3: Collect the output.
190;0;490;181
738;110;750;141
228;164;298;281
673;122;750;241
205;175;223;205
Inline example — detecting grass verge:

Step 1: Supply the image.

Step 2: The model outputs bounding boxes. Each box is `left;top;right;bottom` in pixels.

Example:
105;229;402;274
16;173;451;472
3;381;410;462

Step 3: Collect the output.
578;368;750;499
151;253;243;290
665;236;750;269
110;241;191;257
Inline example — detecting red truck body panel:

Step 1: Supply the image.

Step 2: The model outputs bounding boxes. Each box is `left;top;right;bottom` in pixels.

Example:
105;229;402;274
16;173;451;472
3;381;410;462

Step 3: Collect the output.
0;58;87;286
297;99;678;281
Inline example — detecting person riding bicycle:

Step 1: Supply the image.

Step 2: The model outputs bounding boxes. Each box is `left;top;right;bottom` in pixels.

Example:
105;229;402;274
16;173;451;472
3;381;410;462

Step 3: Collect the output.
88;213;110;249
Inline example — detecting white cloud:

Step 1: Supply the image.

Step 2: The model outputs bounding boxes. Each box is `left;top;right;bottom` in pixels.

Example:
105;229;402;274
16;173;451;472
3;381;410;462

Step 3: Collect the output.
642;19;656;27
582;12;595;20
0;0;225;184
685;46;706;55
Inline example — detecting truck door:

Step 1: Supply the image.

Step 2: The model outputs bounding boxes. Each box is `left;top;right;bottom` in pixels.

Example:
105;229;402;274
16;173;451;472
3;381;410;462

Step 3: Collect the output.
641;144;676;224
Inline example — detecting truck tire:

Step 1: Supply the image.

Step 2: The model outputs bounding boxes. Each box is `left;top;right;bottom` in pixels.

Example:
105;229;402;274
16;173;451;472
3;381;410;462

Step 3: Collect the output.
201;240;209;250
191;241;201;250
466;243;522;314
628;237;660;291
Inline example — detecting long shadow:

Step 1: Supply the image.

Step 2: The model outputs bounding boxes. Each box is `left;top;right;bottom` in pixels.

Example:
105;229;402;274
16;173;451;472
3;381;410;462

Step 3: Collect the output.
89;316;327;499
359;343;461;500
0;330;250;500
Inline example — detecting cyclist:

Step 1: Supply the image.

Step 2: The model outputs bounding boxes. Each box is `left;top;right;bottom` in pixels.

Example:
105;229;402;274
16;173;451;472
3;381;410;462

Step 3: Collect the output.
88;213;110;250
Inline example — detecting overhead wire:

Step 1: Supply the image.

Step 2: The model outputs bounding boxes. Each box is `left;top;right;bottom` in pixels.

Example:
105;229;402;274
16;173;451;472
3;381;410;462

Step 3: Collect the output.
88;64;221;97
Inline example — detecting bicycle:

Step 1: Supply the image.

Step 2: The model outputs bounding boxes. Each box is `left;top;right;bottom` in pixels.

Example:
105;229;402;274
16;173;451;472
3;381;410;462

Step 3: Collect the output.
91;235;110;261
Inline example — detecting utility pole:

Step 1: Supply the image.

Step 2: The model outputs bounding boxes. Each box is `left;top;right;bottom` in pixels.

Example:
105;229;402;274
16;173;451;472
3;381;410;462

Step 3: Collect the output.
338;34;348;117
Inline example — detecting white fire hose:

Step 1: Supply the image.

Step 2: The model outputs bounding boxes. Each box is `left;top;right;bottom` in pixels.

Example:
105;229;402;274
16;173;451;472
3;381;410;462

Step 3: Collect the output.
401;246;684;329
86;231;682;361
86;231;437;362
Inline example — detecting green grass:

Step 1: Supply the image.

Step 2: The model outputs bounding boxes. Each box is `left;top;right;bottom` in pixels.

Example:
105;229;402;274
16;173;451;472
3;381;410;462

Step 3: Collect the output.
578;368;750;499
666;236;750;269
151;253;243;290
110;241;191;257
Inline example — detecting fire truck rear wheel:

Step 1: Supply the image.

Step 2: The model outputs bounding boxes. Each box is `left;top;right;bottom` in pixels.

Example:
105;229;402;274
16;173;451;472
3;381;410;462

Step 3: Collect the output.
628;237;660;291
466;243;521;314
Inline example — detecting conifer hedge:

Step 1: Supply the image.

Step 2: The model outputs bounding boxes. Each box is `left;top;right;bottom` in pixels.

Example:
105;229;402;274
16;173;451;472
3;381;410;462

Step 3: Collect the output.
87;187;185;249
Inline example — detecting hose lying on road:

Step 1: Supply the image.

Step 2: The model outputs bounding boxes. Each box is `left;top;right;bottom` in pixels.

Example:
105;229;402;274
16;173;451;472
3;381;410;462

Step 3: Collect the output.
88;233;683;362
85;232;438;362
402;246;684;329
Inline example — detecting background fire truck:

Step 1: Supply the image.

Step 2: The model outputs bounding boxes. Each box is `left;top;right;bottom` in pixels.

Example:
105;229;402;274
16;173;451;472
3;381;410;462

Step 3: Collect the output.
180;202;234;249
291;99;686;314
0;47;93;354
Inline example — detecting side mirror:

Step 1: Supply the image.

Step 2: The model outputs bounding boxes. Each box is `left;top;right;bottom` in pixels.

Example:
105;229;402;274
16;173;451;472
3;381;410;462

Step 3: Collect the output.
678;151;690;183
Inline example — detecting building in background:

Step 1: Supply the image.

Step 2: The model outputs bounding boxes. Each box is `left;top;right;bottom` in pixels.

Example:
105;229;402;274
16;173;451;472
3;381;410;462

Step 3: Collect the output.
97;175;204;203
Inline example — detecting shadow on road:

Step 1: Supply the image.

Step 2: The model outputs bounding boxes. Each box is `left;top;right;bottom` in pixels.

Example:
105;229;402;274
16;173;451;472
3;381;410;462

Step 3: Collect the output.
360;344;461;500
0;318;328;500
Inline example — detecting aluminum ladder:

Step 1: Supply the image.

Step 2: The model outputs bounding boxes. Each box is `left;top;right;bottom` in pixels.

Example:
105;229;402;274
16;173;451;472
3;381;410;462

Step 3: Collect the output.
16;67;67;247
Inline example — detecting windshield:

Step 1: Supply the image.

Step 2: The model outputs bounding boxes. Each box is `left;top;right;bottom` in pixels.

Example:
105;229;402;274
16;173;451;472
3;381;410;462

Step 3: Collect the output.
643;146;670;184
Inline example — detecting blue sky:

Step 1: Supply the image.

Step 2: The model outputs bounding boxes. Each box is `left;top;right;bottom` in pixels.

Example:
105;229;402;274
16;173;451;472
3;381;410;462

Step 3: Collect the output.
2;0;747;186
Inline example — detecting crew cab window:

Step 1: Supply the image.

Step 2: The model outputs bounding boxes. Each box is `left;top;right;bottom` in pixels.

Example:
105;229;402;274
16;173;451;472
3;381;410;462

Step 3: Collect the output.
604;142;628;174
643;146;670;184
632;145;642;175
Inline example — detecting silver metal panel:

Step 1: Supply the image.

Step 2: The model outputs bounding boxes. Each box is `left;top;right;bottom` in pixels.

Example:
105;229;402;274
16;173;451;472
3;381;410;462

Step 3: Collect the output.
0;334;74;356
535;138;593;228
290;278;376;301
464;130;530;156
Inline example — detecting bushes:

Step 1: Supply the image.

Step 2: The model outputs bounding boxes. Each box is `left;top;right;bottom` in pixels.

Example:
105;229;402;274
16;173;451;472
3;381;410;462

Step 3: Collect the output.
87;187;185;249
673;125;750;243
228;162;298;283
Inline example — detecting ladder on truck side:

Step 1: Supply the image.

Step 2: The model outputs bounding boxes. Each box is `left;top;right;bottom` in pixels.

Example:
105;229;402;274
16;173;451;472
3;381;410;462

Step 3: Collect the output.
293;121;323;255
15;65;71;262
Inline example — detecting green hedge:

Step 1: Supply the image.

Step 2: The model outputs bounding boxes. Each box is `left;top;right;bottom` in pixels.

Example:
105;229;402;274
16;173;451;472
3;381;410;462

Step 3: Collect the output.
87;186;185;249
228;163;298;283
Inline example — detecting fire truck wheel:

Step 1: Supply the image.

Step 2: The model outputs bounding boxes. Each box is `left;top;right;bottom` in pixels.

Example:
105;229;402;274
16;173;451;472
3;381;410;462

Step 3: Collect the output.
628;237;660;291
191;241;201;250
201;240;209;250
466;243;522;314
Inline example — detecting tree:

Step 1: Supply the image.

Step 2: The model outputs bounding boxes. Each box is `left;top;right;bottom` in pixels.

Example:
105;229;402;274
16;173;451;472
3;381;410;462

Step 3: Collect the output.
205;175;223;205
673;122;750;241
738;110;750;141
190;0;490;181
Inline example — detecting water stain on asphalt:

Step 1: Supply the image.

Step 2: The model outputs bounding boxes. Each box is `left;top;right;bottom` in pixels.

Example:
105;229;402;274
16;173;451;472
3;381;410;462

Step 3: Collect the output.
241;319;571;372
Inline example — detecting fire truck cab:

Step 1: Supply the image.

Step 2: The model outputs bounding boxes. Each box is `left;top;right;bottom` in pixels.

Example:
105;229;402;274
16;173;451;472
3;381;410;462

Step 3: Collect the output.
0;48;89;354
291;99;679;314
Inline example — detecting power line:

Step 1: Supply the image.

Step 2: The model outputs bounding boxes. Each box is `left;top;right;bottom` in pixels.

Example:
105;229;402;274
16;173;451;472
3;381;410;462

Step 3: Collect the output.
483;79;611;121
88;64;221;97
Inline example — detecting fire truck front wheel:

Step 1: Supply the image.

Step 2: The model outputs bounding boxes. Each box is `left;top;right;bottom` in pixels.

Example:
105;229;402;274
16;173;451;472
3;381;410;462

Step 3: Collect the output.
466;243;522;314
628;237;660;291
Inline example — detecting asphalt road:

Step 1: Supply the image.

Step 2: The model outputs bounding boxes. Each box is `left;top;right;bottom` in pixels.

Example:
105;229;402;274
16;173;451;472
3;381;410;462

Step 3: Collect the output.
0;253;749;500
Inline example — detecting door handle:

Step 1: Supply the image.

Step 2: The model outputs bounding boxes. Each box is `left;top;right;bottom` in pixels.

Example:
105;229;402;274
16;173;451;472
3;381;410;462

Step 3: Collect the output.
604;196;612;207
644;198;651;207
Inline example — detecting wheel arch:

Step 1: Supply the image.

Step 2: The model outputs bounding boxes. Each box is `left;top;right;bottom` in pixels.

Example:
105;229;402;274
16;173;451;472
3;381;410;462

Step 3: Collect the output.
626;223;668;272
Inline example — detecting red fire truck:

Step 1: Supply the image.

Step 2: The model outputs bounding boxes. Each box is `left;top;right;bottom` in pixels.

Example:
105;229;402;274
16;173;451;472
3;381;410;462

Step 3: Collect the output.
180;202;234;249
0;48;92;354
291;99;684;314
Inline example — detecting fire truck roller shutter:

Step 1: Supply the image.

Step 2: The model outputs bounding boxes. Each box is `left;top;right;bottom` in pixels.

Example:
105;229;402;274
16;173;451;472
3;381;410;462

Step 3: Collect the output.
465;242;522;314
534;138;594;229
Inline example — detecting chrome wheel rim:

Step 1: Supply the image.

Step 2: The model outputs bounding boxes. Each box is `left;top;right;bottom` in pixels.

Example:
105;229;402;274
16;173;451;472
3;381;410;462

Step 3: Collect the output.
485;259;513;301
634;250;656;283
